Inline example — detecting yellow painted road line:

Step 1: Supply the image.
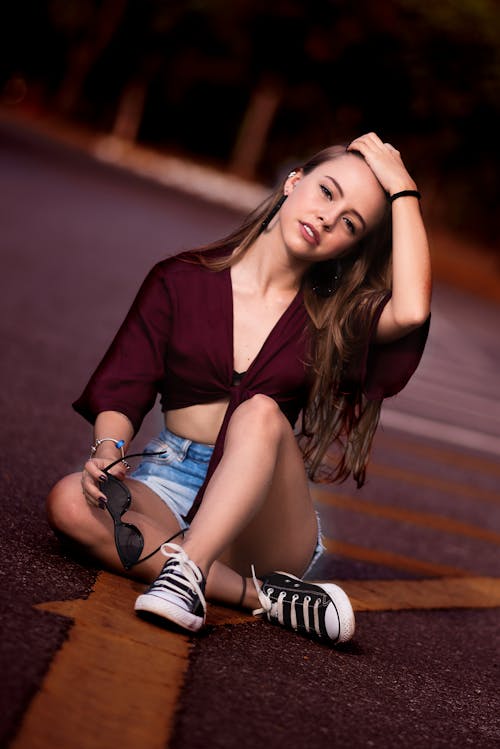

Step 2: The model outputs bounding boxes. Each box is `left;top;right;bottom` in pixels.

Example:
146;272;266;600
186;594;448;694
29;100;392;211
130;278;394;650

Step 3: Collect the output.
338;576;500;612
323;537;468;578
374;430;500;478
11;570;498;749
323;452;500;505
379;409;500;457
368;462;500;505
13;574;254;749
13;573;191;749
312;487;500;546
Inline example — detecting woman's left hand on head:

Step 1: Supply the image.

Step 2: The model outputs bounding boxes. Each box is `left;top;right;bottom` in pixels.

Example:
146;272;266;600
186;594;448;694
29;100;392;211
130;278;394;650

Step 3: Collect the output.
347;132;417;196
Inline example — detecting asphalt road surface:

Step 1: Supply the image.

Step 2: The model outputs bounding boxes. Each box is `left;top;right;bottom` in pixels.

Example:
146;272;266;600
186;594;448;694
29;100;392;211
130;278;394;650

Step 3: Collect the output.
1;117;499;749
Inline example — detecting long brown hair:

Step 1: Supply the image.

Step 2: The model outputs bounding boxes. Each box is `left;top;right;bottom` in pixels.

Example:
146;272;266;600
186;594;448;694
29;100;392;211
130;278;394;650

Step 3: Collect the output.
188;145;392;487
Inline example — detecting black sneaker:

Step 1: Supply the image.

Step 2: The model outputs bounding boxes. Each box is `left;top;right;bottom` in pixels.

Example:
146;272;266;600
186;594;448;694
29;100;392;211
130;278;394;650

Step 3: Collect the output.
135;543;206;632
252;567;355;643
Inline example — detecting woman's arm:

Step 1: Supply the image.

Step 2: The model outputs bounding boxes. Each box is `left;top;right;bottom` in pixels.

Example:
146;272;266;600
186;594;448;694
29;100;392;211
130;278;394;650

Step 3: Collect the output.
81;410;134;509
348;133;432;343
73;260;173;435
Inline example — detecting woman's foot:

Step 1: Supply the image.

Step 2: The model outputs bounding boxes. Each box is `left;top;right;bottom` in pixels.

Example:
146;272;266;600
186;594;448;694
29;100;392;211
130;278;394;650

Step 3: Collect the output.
135;543;206;632
252;568;355;643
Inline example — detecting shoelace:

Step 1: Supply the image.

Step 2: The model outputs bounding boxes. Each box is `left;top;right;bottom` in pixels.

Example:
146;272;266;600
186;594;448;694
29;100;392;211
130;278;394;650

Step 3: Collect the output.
151;542;207;613
251;565;322;636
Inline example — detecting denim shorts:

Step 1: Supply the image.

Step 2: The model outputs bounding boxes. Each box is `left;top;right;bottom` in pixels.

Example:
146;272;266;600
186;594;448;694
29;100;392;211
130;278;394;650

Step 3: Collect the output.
129;427;214;529
130;427;325;576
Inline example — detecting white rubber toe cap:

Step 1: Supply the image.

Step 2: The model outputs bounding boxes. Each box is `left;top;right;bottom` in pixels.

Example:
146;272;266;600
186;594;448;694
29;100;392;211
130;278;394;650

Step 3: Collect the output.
322;584;356;642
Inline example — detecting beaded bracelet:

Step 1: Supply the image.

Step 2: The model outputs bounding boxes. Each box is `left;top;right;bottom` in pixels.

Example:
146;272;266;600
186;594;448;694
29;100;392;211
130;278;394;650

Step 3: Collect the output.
389;190;421;203
89;438;128;466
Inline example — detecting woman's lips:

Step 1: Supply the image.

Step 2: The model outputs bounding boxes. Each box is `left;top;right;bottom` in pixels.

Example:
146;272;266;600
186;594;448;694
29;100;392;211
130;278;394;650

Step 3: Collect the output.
299;222;320;246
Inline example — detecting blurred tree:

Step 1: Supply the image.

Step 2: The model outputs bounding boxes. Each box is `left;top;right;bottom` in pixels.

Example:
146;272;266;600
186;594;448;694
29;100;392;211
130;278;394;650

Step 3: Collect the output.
108;2;188;141
49;0;128;113
391;0;500;235
1;0;498;240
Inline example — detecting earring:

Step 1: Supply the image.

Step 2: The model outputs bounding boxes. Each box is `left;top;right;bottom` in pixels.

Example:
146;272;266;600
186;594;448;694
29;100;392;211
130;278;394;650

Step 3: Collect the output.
259;194;287;233
311;259;342;298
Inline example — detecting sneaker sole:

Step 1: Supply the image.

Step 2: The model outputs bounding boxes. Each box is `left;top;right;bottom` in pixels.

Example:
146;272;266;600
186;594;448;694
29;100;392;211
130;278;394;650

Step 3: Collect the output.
134;592;205;632
319;582;356;643
272;572;355;643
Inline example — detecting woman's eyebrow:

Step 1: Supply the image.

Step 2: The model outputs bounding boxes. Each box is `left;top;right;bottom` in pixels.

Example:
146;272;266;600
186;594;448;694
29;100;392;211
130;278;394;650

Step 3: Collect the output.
325;175;344;197
325;175;367;230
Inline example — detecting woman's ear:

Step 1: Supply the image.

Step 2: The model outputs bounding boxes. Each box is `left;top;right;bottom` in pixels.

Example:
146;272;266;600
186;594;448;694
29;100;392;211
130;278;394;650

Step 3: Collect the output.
284;168;303;195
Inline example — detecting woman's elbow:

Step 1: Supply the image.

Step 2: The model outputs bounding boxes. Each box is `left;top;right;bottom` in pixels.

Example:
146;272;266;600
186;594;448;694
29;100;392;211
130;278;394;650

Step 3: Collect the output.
394;305;430;333
395;284;431;330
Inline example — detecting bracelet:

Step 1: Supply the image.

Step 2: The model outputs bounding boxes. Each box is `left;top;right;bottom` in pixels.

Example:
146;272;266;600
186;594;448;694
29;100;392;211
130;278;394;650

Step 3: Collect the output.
389;190;421;203
89;437;126;460
237;575;247;608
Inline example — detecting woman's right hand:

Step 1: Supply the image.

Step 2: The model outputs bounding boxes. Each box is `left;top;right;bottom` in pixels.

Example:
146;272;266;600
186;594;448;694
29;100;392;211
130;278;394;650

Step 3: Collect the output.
82;412;134;508
81;456;128;509
347;132;417;196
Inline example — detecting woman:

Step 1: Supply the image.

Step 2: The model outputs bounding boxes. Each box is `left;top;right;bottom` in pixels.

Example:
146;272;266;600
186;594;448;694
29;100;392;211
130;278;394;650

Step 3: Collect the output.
46;132;431;644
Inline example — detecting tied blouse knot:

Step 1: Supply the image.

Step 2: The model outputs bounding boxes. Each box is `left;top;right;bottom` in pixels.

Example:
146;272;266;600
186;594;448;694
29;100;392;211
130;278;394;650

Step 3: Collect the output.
73;251;429;520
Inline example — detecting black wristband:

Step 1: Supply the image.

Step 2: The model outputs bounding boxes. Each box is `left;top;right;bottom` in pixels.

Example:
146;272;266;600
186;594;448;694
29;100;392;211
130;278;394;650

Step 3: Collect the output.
389;190;421;203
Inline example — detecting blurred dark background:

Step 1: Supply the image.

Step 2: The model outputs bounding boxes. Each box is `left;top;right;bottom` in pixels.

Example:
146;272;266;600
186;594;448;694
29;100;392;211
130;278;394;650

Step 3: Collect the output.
1;0;499;245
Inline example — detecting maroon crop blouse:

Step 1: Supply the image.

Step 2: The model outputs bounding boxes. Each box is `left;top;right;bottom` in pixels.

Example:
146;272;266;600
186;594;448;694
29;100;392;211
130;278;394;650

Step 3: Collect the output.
73;251;430;519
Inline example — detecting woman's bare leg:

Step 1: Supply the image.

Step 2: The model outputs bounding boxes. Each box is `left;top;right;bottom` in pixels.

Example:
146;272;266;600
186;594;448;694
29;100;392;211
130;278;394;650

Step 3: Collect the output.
177;395;354;642
48;398;354;639
47;474;180;577
47;395;317;613
46;474;260;607
182;394;318;579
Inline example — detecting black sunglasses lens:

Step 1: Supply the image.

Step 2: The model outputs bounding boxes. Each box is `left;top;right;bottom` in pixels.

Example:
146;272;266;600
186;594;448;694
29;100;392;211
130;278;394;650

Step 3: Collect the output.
115;522;144;569
99;475;130;518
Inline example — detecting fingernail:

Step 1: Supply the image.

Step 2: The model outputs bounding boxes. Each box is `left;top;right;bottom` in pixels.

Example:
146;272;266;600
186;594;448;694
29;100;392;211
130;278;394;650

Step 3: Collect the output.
100;474;107;481
99;499;106;510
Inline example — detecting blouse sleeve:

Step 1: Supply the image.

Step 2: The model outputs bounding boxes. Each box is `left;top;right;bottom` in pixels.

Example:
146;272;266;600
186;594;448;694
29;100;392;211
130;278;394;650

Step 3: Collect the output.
361;293;431;401
72;261;173;434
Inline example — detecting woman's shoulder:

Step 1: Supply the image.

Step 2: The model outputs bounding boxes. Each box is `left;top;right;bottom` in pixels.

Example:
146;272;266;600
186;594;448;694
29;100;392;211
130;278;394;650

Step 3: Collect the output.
151;246;231;278
139;247;231;302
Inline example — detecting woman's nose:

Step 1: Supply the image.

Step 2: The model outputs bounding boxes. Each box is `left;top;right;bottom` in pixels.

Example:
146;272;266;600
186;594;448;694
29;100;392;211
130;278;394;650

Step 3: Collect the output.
318;207;341;232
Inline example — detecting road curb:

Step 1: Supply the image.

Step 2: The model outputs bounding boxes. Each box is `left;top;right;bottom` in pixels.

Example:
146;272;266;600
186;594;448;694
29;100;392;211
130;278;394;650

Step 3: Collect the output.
2;105;499;304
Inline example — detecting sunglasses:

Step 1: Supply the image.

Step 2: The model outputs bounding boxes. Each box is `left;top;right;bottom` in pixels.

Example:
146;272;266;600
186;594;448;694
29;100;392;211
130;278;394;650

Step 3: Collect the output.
98;451;186;570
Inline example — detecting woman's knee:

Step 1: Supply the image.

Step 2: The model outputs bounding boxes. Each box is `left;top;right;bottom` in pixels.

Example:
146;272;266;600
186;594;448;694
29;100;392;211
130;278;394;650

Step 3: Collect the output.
230;394;287;437
46;473;88;535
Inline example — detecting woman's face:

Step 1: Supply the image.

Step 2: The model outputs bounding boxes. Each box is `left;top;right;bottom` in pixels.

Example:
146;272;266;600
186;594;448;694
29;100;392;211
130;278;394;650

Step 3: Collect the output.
278;154;387;262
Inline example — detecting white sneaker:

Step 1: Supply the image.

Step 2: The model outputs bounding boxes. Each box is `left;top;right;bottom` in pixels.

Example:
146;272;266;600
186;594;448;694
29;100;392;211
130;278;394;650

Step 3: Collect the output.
253;568;355;643
135;543;206;632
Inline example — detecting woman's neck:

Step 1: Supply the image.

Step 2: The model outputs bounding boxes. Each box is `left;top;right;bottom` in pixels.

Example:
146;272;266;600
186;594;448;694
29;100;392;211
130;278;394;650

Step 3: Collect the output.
233;232;308;296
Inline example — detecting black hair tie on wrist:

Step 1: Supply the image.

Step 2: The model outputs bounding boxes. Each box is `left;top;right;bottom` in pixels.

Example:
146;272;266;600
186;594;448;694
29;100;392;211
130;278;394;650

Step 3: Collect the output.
389;190;421;203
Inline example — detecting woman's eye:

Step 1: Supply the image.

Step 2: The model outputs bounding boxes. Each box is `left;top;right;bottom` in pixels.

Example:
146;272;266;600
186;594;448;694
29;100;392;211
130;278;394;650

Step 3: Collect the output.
343;217;356;235
320;184;332;200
